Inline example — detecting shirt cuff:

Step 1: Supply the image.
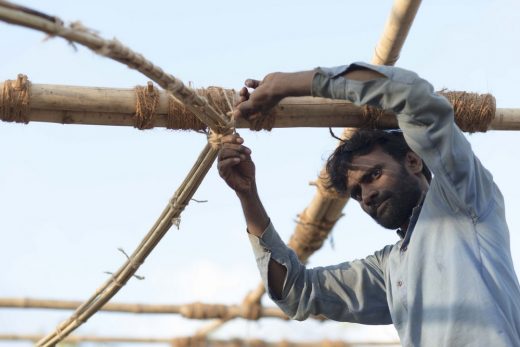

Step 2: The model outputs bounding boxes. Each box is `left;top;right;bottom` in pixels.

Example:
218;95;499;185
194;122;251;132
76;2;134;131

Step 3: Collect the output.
247;222;294;300
311;62;392;99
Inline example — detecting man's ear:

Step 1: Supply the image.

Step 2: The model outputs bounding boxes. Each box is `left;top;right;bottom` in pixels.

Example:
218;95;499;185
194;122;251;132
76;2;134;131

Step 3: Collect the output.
405;151;423;175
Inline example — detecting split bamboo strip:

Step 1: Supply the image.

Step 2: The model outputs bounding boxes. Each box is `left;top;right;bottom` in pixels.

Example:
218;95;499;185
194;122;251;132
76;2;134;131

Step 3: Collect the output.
0;1;231;133
0;297;291;320
1;82;518;130
36;144;218;347
232;0;425;323
0;334;400;346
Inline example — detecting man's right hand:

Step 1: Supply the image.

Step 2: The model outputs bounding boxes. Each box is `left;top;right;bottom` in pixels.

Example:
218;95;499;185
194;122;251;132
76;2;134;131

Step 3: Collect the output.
217;134;256;196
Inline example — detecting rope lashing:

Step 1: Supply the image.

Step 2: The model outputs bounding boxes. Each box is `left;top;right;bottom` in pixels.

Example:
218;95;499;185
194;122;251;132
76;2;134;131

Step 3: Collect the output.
134;82;159;130
358;90;496;133
440;90;495;133
168;87;236;132
0;74;30;123
179;302;231;320
289;210;337;258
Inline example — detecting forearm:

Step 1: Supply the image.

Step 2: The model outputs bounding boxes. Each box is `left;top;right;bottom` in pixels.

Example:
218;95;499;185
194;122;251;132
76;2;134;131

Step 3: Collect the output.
237;187;269;237
238;187;287;298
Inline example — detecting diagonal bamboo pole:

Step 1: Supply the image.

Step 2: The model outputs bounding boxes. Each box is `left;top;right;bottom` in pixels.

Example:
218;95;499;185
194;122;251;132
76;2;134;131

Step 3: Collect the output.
213;0;425;335
37;144;218;347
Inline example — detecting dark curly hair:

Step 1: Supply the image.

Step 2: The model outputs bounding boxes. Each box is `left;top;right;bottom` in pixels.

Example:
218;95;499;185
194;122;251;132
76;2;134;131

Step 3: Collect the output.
325;129;432;196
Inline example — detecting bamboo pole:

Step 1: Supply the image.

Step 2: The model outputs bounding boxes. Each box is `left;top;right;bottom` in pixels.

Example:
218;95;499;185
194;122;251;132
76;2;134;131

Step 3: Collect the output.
230;0;426;324
0;297;292;320
1;82;517;130
372;0;422;65
0;1;241;345
0;334;400;346
35;144;218;347
0;1;231;132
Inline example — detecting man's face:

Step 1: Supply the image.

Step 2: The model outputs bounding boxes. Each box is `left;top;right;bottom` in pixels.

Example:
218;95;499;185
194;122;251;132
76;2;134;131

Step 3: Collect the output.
347;146;424;230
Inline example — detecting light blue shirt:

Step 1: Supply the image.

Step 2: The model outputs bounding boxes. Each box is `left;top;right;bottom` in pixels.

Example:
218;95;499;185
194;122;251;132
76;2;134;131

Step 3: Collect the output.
248;63;520;346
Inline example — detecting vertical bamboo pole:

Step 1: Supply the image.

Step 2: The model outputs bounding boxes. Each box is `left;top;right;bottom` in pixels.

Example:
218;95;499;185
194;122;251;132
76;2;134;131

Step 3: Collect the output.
234;0;423;316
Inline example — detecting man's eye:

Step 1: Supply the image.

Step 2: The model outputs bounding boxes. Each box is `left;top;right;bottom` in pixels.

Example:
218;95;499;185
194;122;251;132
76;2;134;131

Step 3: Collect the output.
371;169;382;179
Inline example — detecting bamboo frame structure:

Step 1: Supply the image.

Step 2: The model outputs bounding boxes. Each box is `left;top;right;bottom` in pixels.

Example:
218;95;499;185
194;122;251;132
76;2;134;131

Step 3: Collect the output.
0;2;234;345
1;0;514;345
0;334;400;346
1;82;518;130
0;297;294;320
0;1;231;133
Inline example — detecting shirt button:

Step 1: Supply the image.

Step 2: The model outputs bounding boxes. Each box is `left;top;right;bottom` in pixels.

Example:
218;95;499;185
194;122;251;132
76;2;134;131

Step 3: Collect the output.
397;280;403;287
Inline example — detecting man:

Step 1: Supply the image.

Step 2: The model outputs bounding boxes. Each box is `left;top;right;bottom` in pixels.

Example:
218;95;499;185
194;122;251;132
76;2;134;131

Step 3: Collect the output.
217;63;520;346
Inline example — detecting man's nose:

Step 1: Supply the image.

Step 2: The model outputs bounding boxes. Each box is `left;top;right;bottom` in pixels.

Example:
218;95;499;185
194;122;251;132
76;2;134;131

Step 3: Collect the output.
362;186;379;206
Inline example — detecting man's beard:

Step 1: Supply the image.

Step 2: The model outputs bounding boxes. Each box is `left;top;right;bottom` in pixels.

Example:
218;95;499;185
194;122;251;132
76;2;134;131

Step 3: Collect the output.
364;167;423;230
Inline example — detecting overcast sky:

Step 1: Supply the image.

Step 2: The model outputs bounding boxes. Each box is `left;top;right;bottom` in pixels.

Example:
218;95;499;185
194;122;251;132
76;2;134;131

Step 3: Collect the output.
0;1;519;346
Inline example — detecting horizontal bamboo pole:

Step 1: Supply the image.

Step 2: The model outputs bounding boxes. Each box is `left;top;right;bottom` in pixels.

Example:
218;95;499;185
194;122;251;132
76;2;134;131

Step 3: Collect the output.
1;82;519;130
0;1;231;132
0;334;400;346
0;297;291;320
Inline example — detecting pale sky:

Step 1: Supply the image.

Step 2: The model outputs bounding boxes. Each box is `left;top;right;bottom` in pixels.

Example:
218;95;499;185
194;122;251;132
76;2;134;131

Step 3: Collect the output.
0;1;519;346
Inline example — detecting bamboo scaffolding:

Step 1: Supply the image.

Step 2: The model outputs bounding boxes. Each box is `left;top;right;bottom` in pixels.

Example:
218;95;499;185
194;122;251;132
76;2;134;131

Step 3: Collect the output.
0;2;241;346
0;82;518;130
0;1;230;133
0;297;293;320
0;334;400;346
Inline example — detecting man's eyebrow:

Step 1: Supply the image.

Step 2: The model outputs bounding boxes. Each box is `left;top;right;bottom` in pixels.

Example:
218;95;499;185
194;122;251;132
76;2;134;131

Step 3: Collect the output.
358;164;383;182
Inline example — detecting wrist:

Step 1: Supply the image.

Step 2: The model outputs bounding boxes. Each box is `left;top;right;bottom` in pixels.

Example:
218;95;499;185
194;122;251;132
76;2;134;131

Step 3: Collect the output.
272;70;315;98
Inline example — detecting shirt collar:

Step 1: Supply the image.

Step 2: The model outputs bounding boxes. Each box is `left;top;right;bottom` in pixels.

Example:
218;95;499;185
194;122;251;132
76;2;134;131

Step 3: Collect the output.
396;192;427;248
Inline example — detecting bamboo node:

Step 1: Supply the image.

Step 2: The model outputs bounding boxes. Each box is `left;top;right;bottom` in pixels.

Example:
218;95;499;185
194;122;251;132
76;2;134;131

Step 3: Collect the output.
439;90;496;133
134;82;159;130
1;74;30;124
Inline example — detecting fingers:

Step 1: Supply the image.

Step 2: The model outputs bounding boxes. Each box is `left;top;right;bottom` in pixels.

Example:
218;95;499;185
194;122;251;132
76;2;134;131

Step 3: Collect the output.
245;79;261;89
218;134;251;161
236;87;250;107
233;100;259;120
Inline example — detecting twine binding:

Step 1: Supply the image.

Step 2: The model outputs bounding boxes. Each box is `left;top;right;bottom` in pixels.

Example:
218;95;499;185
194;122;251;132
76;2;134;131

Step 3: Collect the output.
0;74;30;124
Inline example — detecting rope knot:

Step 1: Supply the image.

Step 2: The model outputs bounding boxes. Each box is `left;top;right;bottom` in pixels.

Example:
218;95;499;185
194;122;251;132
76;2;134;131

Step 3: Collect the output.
180;302;230;319
134;82;159;129
1;74;30;124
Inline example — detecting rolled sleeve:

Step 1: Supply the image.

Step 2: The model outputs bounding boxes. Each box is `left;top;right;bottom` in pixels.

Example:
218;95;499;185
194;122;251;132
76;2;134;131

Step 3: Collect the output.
248;222;392;324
